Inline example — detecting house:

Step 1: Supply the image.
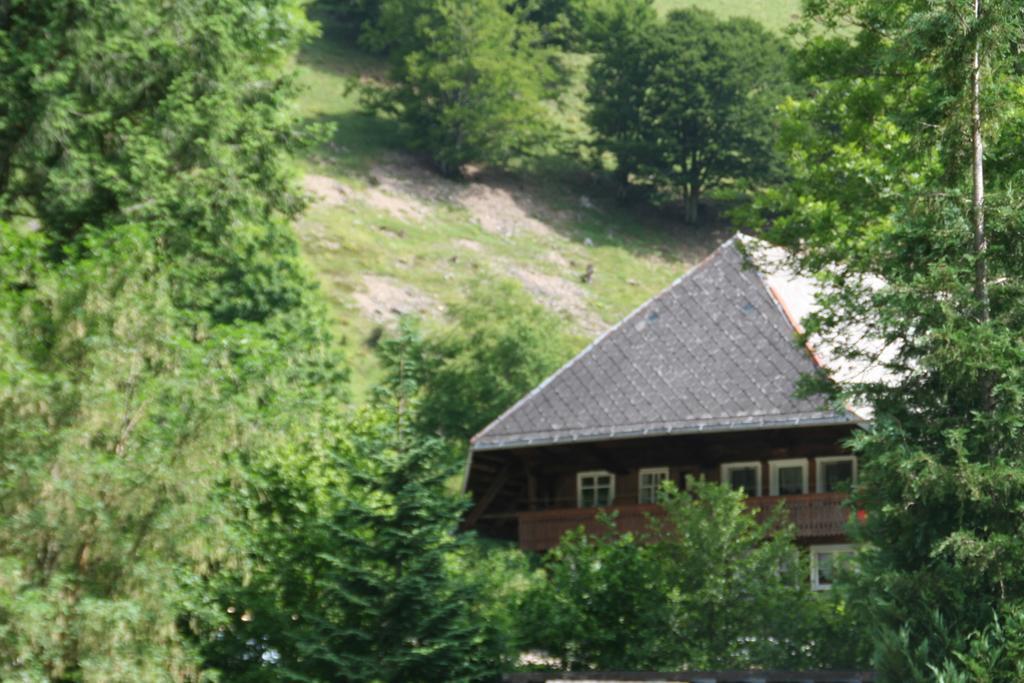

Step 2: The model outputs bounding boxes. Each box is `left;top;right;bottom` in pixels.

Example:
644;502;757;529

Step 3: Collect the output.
462;235;866;589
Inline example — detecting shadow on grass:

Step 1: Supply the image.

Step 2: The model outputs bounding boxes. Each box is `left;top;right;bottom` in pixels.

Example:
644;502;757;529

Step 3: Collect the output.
300;5;389;79
305;106;726;264
304;110;405;176
519;156;730;255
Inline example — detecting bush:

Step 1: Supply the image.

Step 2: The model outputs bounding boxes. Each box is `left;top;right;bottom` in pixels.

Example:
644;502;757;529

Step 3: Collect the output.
519;478;870;670
379;279;581;442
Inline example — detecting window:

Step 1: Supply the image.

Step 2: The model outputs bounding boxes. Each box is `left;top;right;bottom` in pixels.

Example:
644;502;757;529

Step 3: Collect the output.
810;544;855;590
816;456;857;493
577;470;615;508
769;459;809;496
638;467;669;504
721;462;761;497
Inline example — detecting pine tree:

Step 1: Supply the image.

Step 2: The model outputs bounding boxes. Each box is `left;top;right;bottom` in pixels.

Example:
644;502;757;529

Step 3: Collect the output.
763;1;1024;678
0;0;320;327
203;331;512;681
0;2;347;676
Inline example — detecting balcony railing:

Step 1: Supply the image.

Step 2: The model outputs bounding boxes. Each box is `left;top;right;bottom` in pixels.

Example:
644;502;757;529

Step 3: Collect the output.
517;492;850;552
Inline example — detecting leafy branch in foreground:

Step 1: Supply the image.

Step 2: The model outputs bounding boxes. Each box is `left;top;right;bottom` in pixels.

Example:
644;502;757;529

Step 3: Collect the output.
520;478;866;670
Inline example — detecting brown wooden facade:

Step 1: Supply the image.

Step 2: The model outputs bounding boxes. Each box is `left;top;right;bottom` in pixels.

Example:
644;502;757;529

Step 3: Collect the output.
464;423;859;552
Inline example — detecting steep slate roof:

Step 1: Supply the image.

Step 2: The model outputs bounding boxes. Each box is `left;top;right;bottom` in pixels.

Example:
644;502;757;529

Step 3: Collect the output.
471;235;861;452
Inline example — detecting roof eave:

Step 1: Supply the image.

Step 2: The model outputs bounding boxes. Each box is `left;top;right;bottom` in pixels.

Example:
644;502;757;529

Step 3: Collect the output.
471;413;863;453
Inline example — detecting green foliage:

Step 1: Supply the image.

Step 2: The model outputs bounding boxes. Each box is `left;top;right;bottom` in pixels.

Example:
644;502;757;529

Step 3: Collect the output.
519;478;867;670
0;2;351;677
507;0;656;49
201;375;518;681
324;0;384;35
931;603;1024;683
379;279;580;442
761;0;1024;679
364;0;556;175
565;0;657;49
0;0;321;327
588;7;791;221
0;226;239;679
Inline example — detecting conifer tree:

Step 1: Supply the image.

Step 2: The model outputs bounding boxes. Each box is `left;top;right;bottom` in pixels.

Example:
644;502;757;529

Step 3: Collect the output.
764;1;1024;678
203;328;513;681
0;226;240;678
0;2;346;676
0;0;320;327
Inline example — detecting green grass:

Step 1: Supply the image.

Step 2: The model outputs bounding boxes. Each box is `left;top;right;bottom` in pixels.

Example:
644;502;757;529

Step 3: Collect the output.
293;14;730;398
655;0;802;32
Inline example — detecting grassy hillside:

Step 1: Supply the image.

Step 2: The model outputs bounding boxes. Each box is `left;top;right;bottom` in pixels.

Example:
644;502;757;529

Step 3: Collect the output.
293;15;765;397
658;0;802;31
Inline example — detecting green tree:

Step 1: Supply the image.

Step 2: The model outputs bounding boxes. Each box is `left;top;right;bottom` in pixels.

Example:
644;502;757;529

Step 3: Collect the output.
0;1;348;676
589;8;791;222
365;0;555;176
565;0;656;50
0;0;320;327
0;226;247;679
379;280;580;442
520;478;866;670
201;361;518;682
761;0;1024;679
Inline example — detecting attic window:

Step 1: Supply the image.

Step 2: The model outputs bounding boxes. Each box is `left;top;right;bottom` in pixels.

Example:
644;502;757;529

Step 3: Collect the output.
577;471;615;508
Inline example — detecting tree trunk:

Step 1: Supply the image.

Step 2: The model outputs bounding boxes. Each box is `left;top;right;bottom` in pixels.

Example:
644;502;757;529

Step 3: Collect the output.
684;184;699;224
972;0;994;412
971;0;989;323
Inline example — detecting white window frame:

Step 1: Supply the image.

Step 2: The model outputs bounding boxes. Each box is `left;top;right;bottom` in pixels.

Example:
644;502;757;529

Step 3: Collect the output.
577;470;615;508
637;467;669;504
720;461;762;497
769;458;809;496
816;455;858;494
810;543;855;591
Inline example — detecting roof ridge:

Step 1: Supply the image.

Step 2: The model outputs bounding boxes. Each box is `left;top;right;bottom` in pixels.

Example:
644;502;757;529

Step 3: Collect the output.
469;236;742;450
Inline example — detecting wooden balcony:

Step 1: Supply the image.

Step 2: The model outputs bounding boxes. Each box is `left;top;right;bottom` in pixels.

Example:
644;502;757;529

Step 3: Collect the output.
517;492;850;552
